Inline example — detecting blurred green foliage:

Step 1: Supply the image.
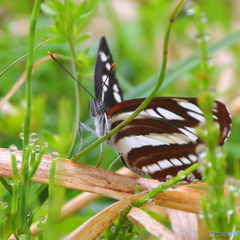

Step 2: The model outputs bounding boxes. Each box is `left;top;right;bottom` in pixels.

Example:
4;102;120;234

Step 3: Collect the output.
0;0;240;238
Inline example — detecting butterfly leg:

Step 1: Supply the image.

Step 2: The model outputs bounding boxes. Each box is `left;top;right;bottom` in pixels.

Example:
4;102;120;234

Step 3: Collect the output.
78;121;105;168
95;143;103;168
72;121;84;157
105;153;122;184
79;121;96;134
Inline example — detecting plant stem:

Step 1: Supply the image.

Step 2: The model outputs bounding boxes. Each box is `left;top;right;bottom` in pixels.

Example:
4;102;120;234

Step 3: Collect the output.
67;38;80;158
194;5;210;89
23;0;42;151
133;163;199;208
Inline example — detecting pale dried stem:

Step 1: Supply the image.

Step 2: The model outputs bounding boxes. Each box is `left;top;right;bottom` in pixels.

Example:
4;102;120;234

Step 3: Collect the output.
0;147;205;213
2;147;238;240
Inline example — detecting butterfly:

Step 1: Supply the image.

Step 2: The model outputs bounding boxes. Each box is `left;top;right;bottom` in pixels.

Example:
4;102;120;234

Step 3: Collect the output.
89;36;231;181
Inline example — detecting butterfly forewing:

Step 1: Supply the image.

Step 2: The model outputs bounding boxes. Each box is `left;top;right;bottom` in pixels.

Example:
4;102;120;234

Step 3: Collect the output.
94;37;123;111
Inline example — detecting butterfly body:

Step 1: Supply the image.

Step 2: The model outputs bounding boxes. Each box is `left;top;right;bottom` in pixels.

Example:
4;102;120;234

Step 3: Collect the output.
90;37;231;181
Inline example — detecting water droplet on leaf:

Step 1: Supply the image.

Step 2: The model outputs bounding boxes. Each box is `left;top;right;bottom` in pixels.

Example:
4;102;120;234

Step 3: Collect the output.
147;198;156;206
177;170;186;179
0;213;7;221
9;145;18;153
35;145;41;152
184;1;196;16
110;224;116;233
29;133;38;145
131;232;139;238
51;151;60;160
187;173;195;182
166;175;173;181
96;235;106;240
19;132;24;140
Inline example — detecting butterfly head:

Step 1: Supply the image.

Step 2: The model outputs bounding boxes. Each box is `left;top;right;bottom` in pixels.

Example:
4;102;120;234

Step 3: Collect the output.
90;98;105;117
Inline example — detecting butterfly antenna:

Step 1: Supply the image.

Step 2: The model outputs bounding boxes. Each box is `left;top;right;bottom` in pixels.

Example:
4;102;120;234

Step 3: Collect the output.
47;51;94;98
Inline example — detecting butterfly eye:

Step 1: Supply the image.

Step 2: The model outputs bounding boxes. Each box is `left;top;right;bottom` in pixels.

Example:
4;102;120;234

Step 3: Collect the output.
90;99;105;117
96;101;105;115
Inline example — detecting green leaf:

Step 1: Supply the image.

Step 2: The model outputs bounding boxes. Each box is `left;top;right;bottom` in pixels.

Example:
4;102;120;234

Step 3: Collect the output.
41;3;57;16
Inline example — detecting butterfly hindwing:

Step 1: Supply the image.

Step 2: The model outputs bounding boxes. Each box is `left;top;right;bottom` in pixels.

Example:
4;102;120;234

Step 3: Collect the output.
107;97;231;181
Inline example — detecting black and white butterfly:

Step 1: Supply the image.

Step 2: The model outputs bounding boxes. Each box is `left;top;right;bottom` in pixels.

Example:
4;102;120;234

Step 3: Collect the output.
89;37;231;181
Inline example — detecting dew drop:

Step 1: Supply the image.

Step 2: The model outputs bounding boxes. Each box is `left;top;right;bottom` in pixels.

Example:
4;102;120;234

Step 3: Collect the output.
198;166;205;173
206;162;212;168
18;234;28;240
187;173;195;182
51;151;60;160
19;132;24;140
144;195;150;202
195;34;210;43
177;170;186;179
0;213;7;221
207;58;214;67
29;133;38;145
200;12;208;24
16;162;21;168
147;198;156;206
39;215;46;222
0;200;8;210
184;1;196;16
203;34;210;42
96;235;106;240
9;145;18;153
166;175;173;181
234;191;239;198
228;185;235;191
35;145;41;152
172;185;178;189
110;224;116;233
27;211;31;218
43;142;49;148
118;230;123;236
131;232;139;238
215;148;223;158
21;124;24;131
2;201;8;209
37;222;44;231
198;212;204;219
198;121;206;129
193;179;200;183
196;144;206;153
207;213;213;218
227;209;234;216
37;215;47;230
185;8;194;16
196;145;207;159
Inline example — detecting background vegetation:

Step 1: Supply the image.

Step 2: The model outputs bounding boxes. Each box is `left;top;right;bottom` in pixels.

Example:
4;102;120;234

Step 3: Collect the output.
0;0;239;239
